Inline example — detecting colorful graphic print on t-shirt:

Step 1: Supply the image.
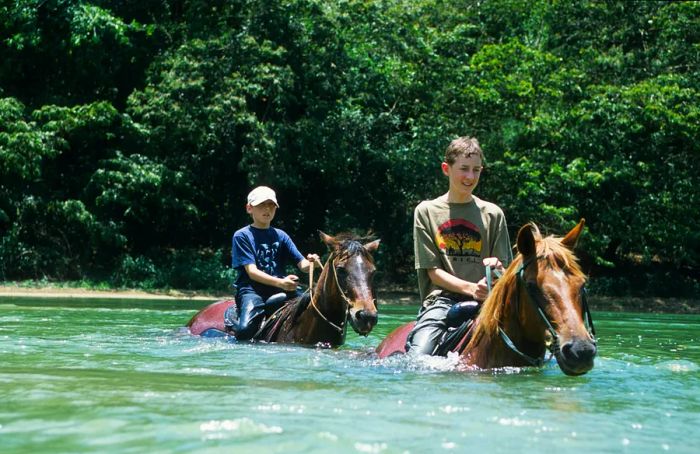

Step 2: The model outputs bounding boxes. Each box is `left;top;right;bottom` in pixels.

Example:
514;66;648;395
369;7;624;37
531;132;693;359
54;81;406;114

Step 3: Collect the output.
435;219;482;257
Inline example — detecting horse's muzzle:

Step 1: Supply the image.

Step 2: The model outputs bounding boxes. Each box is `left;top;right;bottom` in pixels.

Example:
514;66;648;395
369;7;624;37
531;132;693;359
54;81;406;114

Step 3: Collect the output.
555;337;597;376
350;308;378;336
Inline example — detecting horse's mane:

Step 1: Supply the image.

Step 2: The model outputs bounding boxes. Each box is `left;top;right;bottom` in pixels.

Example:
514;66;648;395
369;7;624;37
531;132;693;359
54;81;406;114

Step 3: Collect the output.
330;232;376;262
467;224;586;347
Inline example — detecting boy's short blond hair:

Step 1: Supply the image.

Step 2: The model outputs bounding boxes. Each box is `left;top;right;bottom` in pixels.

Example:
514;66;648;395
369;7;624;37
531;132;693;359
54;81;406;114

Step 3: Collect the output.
444;136;484;165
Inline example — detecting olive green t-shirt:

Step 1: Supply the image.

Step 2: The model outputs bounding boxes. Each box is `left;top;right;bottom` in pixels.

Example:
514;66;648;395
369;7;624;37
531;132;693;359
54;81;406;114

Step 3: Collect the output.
414;194;513;301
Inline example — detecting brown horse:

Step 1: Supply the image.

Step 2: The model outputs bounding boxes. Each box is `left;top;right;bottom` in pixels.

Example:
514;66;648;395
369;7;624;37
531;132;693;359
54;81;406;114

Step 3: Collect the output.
376;219;596;376
187;232;380;347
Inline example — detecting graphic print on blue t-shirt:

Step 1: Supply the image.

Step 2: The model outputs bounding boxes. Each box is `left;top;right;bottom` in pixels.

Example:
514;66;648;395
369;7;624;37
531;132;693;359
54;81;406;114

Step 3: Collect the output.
256;241;281;276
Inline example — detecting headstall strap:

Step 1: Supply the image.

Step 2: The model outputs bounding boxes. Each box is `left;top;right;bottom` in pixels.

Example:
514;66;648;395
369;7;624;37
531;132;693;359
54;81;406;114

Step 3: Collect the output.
581;287;597;339
308;252;347;334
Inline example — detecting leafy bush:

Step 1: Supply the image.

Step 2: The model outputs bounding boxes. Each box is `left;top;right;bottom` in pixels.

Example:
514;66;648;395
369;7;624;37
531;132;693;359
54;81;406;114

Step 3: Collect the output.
0;197;125;280
156;249;235;292
110;249;234;292
112;255;158;288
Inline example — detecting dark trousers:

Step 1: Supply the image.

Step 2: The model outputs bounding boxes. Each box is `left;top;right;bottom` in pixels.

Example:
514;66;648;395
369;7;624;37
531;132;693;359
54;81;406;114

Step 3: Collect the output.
406;295;479;356
225;289;300;341
230;291;266;340
406;298;453;355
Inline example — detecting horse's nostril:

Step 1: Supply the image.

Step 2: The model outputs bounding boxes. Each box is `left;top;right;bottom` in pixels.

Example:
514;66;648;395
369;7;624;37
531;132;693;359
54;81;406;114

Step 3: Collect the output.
561;342;573;357
357;310;378;325
562;339;597;362
581;341;597;360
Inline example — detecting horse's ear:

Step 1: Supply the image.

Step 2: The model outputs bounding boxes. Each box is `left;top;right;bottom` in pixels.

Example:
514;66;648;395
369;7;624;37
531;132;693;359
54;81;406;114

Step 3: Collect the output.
516;223;537;258
363;239;381;252
561;218;585;250
319;230;336;249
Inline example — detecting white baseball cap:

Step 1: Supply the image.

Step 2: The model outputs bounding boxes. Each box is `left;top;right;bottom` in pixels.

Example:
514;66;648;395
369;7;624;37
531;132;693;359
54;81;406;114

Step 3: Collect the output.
247;186;279;207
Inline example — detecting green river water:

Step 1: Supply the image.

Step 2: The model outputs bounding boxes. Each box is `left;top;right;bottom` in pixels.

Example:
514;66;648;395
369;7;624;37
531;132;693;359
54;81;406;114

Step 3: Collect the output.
1;295;699;453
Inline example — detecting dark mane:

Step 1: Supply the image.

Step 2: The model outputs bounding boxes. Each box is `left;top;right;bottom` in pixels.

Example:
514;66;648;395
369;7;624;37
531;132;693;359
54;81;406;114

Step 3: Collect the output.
331;232;376;261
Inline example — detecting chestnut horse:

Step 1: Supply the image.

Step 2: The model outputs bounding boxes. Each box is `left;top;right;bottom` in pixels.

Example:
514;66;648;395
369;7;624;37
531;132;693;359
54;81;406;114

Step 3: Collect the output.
187;232;380;347
376;219;596;376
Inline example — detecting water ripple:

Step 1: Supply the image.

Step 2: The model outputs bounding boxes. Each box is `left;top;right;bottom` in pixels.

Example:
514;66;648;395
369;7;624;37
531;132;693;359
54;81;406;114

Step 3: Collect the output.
656;360;699;373
199;418;283;439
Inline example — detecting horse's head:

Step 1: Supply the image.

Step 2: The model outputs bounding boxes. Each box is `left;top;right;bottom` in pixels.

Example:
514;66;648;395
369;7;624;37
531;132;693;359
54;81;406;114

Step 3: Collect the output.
515;219;597;375
320;232;380;336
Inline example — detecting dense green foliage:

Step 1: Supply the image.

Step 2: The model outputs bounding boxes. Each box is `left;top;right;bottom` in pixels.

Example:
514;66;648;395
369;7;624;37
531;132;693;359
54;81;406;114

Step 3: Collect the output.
1;0;698;296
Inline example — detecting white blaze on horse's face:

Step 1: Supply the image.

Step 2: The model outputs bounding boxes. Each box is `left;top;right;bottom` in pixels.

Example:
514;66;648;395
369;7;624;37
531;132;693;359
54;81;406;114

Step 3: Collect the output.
540;270;588;335
346;254;375;299
342;240;380;336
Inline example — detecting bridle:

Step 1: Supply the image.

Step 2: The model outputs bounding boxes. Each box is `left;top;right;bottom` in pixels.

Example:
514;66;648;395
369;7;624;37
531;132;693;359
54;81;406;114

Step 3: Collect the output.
308;252;354;334
487;257;597;367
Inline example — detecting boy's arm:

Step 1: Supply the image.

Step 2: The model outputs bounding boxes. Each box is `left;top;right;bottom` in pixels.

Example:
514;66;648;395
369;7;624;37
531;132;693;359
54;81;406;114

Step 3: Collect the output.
244;264;299;292
426;268;488;301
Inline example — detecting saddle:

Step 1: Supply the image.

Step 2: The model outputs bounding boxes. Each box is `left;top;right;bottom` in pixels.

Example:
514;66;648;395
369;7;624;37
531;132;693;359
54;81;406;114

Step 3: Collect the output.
255;293;311;342
433;301;480;356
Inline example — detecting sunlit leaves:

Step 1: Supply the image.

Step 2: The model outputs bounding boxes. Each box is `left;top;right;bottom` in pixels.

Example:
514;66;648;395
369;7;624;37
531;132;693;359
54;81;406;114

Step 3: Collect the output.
0;97;56;183
87;153;200;249
70;4;137;46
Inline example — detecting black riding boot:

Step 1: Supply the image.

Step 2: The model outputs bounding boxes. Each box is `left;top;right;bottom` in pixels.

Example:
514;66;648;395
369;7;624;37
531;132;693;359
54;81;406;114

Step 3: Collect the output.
445;301;480;328
434;301;480;356
231;293;266;341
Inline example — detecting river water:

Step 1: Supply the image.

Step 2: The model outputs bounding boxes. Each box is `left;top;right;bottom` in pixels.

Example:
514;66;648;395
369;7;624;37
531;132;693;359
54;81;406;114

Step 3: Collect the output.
1;295;699;453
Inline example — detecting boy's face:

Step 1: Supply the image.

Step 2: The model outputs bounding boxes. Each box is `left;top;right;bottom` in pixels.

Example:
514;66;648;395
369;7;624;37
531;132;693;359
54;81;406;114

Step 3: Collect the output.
441;153;483;201
247;200;278;228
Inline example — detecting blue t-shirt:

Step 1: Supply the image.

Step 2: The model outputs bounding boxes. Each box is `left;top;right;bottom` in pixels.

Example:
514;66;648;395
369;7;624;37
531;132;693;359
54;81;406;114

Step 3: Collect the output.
232;225;305;299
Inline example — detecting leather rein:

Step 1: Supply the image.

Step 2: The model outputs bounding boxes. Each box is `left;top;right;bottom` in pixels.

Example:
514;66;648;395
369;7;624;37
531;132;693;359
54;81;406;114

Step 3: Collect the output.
307;253;353;334
487;257;597;367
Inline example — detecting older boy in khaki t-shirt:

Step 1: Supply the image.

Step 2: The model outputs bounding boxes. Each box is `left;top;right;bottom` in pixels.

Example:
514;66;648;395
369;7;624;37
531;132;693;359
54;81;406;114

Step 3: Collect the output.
407;137;512;355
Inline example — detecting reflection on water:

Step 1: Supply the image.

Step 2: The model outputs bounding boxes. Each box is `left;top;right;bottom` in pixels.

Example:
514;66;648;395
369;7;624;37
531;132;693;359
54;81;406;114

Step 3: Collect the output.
1;295;699;453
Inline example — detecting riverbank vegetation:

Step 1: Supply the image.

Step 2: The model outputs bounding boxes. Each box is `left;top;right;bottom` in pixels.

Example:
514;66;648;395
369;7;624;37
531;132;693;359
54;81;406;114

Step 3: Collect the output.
1;1;698;301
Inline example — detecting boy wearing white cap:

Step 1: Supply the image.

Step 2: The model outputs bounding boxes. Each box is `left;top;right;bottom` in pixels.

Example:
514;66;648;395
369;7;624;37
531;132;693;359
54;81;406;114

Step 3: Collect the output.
228;186;320;340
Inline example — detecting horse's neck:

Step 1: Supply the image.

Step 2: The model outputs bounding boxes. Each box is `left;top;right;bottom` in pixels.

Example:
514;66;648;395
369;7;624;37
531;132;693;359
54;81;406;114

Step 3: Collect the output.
289;265;346;344
466;323;518;369
466;286;543;368
499;315;546;365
